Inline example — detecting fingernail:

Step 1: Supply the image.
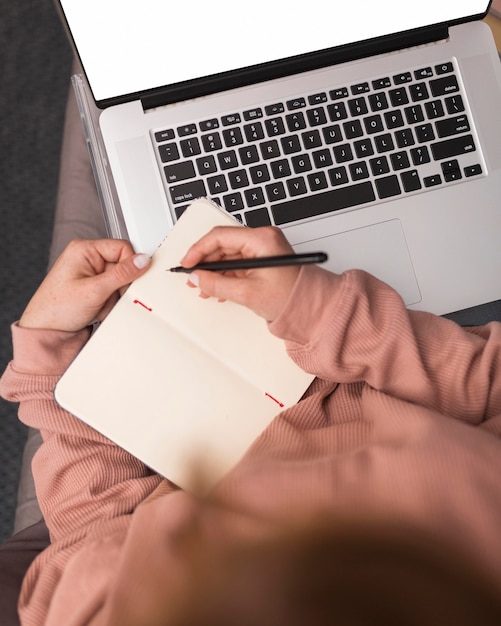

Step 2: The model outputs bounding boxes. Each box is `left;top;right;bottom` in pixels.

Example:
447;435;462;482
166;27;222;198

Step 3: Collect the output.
188;273;199;287
133;253;150;269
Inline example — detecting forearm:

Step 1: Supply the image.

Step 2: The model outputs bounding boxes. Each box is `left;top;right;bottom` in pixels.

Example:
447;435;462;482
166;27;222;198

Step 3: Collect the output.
270;267;501;423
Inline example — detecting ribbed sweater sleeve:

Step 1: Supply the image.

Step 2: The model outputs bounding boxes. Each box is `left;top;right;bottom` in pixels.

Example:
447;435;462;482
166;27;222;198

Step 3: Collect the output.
269;267;501;424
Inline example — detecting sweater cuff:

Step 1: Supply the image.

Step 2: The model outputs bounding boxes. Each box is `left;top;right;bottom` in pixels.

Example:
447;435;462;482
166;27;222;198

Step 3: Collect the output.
10;322;91;375
268;265;345;346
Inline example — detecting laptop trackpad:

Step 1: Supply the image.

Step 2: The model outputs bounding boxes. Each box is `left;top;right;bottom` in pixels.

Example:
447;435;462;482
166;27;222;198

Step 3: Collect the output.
293;219;421;306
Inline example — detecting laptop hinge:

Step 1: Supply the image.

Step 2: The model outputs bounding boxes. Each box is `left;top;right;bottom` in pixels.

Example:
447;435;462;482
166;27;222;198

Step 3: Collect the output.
140;24;449;112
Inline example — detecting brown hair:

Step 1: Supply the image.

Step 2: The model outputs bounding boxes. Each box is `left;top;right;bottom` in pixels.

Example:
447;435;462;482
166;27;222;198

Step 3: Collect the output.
163;516;501;626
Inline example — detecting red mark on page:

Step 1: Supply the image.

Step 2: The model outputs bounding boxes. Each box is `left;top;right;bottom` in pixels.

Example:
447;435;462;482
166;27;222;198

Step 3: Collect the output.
265;392;284;408
133;299;152;312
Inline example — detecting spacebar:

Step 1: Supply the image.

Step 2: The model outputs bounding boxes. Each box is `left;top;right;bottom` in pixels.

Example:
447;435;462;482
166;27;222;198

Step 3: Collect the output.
271;182;376;225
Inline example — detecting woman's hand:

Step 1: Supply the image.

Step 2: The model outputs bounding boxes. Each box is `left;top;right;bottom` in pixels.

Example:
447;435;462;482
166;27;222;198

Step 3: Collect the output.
180;226;300;322
19;239;151;332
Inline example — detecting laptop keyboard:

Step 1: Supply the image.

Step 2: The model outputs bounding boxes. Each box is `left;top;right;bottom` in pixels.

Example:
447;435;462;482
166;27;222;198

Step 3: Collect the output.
152;59;483;227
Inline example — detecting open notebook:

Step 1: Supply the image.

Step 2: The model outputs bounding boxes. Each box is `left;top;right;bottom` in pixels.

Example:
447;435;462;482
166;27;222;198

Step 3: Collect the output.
54;198;314;491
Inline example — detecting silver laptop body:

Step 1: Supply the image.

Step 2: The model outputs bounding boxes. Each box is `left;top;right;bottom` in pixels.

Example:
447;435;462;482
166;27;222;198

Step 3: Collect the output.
56;1;501;315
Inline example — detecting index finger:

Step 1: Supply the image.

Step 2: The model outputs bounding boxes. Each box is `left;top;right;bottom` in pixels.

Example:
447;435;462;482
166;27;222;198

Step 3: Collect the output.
181;226;292;268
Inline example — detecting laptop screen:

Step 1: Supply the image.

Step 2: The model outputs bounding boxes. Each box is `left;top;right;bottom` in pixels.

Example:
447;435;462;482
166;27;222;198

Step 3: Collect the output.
57;0;490;105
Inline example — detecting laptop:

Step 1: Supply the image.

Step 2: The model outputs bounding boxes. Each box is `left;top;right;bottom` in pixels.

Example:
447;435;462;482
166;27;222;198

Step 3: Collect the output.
55;0;501;315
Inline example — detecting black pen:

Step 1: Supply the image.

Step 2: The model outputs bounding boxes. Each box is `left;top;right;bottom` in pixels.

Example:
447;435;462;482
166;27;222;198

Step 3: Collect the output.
168;251;328;273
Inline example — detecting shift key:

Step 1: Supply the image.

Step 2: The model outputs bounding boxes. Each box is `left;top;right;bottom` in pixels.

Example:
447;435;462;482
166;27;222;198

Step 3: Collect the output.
431;134;476;161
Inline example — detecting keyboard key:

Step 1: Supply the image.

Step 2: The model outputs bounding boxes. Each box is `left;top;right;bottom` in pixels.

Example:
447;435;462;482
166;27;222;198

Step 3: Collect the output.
180;137;201;157
424;174;442;187
369;92;389;111
414;67;433;80
372;77;391;89
170;180;206;204
307;171;329;192
239;145;260;165
333;143;354;163
281;135;302;154
430;135;476;160
464;164;482;177
271;181;375;225
343;120;363;139
322;125;343;144
307;107;328;127
430;74;459;97
207;175;228;195
354;138;374;158
410;146;431;166
393;71;412;84
291;153;312;173
435;62;454;75
384;110;405;129
328;166;349;186
287;177;308;196
154;129;175;142
245;207;272;227
223;192;244;211
348;97;368;116
401;170;422;192
218;150;238;169
329;87;349;100
301;129;322;149
287;97;306;110
223;127;244;147
409;82;429;102
201;133;222;152
390;151;411;171
265;181;286;202
199;118;219;131
222;113;241;126
370;156;390;176
308;92;328;105
158;143;179;163
270;159;291;178
351;82;370;94
286;112;307;131
177;123;197;136
395;128;415;148
375;175;401;199
425;100;445;119
328;102;348;121
265;103;285;115
196;155;217;175
164;161;196;183
389;87;409;107
404;105;424;124
349;161;370;181
435;115;470;138
260;140;281;159
374;134;394;153
363;115;384;134
415;123;435;143
249;164;270;184
244;122;265;142
228;169;249;189
312;148;333;168
244;187;265;207
243;108;263;121
445;95;465;114
265;118;286;136
441;159;462;182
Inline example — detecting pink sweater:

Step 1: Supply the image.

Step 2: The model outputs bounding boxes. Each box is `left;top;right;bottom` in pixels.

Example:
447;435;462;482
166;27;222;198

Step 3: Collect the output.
2;267;501;625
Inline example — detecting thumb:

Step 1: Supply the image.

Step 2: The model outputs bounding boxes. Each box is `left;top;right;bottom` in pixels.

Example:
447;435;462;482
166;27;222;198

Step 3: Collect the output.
93;252;151;296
